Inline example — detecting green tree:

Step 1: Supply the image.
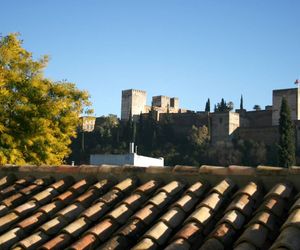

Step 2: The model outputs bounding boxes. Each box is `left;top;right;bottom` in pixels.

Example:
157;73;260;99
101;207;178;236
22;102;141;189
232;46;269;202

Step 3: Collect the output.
215;98;233;112
278;98;295;167
253;104;261;111
0;33;91;165
205;98;210;112
240;95;244;110
188;125;209;147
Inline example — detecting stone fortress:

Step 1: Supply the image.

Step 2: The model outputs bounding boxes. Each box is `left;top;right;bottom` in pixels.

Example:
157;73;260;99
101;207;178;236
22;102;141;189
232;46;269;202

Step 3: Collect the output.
120;87;300;149
121;89;187;121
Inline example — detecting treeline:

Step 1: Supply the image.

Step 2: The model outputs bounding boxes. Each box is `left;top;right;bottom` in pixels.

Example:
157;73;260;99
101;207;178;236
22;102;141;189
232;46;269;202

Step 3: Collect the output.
68;112;281;167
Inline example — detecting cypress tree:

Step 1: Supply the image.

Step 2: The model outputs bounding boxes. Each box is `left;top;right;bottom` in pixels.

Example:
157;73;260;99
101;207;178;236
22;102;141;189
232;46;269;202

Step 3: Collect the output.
240;95;244;110
278;98;295;167
205;98;211;112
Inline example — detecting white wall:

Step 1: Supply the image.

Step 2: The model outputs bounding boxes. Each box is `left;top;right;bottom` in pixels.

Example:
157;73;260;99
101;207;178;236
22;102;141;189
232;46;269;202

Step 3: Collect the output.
133;154;164;167
90;153;164;167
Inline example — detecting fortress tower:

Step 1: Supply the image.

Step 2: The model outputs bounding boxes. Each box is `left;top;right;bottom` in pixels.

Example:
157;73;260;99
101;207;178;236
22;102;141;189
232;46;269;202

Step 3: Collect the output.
121;89;147;121
272;88;300;125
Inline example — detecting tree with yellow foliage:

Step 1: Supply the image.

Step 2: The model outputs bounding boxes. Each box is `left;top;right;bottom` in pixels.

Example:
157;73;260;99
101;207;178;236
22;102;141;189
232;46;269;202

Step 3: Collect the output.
0;34;92;165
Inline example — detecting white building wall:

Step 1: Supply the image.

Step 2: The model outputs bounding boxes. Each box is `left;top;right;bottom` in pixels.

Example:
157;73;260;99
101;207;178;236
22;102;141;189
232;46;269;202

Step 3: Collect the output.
90;153;164;167
133;155;164;167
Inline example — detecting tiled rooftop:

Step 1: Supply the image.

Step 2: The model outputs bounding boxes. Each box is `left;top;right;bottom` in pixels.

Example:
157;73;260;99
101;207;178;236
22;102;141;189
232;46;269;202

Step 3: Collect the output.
0;165;299;249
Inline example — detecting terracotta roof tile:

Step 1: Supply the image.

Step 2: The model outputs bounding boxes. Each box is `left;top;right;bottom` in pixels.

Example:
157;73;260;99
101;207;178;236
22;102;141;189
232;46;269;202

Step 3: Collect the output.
148;191;171;209
106;204;133;224
73;189;99;208
158;181;185;195
281;208;300;230
234;242;257;250
113;178;138;193
134;179;161;195
172;193;197;213
264;182;294;200
233;181;262;201
0;212;19;233
199;237;224;250
217;209;246;230
255;196;285;217
235;223;269;248
49;176;74;192
38;200;64;217
270;226;300;250
67;233;98;250
39;233;72;250
160;207;186;228
0;165;299;249
62;216;92;238
98;189;123;204
172;222;203;244
81;201;109;222
142;221;172;245
31;187;59;205
247;211;277;231
56;203;85;222
13;231;49;250
185;181;207;198
197;192;224;211
39;216;69;235
17;211;48;232
14;200;38;216
225;194;255;216
97;235;130;250
0;205;9;217
0;227;24;249
1;193;26;208
186;206;213;226
132;204;160;225
88;218;119;242
121;193;145;210
116;218;147;241
208;223;236;246
209;178;236;196
0;174;16;189
131;237;158;250
164;238;191;250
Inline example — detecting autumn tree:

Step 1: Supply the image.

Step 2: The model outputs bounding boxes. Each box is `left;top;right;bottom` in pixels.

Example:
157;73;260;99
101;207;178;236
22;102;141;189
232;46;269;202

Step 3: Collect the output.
0;33;91;165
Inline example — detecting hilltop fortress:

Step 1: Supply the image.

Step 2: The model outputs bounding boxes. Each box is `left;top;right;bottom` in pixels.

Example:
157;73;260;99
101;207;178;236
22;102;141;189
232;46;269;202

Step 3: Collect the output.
120;87;300;149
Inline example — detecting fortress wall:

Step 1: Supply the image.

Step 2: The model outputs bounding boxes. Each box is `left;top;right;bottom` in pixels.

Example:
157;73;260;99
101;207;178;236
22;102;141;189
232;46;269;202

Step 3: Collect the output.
272;88;300;125
229;112;240;136
211;113;230;143
236;126;279;145
241;110;273;128
152;96;170;108
160;112;210;136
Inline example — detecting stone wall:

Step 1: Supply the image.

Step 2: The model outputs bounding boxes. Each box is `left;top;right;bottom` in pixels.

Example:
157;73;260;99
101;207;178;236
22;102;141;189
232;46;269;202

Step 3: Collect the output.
272;88;300;125
211;112;240;143
236;126;279;145
240;110;272;128
159;112;210;136
121;89;147;120
152;96;170;108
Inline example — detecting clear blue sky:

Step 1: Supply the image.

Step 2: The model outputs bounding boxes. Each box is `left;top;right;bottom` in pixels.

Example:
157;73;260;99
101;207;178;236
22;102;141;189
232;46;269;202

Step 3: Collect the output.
2;0;300;117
